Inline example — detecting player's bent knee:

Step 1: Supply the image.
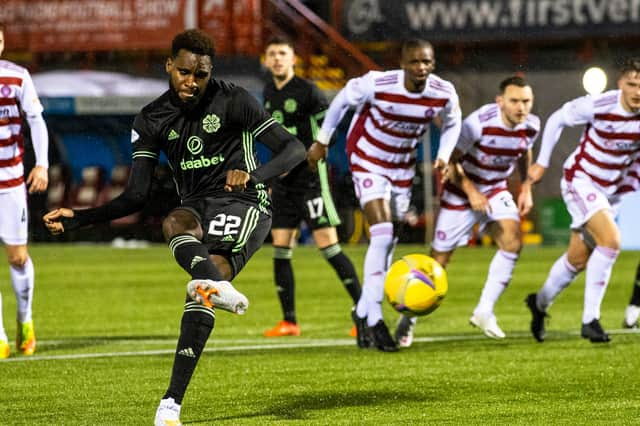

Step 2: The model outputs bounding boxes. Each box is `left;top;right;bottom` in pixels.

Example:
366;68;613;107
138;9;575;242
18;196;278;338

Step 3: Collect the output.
566;253;588;271
500;238;522;254
162;210;202;240
312;227;339;247
599;235;621;251
8;253;28;268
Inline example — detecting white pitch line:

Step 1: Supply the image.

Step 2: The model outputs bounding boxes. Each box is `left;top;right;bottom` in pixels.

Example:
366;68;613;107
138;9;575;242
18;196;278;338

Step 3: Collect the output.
1;339;355;363
0;334;489;363
1;329;637;363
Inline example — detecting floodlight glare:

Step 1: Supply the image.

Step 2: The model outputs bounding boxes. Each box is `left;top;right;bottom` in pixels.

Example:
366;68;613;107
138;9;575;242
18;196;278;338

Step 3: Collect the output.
582;67;607;95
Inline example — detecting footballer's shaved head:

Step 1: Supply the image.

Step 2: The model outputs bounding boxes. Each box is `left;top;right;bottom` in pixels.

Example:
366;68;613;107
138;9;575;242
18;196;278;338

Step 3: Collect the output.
401;39;433;57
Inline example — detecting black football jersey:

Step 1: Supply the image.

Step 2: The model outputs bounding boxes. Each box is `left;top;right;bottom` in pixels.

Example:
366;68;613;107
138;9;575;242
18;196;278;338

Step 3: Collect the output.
263;76;327;189
131;79;276;209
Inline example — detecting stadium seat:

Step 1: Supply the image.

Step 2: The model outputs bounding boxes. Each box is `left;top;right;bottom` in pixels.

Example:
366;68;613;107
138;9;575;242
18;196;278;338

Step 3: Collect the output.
70;166;104;210
47;164;71;209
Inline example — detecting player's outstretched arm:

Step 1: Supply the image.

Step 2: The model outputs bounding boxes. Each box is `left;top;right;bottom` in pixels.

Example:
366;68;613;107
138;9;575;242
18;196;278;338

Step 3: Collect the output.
41;158;155;234
43;208;74;235
309;82;363;171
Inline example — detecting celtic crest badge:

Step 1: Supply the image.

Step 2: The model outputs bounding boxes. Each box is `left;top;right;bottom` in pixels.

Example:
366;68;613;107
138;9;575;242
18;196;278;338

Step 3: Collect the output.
203;114;221;133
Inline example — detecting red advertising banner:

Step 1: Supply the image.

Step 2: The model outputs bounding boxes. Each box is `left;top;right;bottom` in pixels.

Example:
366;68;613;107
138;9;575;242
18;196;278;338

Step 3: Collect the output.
1;0;192;52
199;0;262;56
231;0;262;56
199;0;233;55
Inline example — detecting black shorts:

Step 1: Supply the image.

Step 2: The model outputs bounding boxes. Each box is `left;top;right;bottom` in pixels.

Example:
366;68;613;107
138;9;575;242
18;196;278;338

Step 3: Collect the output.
178;197;271;278
271;164;341;231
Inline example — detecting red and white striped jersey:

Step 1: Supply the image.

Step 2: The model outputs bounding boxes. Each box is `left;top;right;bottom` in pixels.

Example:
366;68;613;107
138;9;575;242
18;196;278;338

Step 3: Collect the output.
0;59;44;192
441;103;539;209
318;70;461;188
539;90;640;196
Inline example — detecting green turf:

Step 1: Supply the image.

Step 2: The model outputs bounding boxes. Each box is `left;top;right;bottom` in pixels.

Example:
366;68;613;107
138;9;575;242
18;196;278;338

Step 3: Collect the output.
1;244;639;425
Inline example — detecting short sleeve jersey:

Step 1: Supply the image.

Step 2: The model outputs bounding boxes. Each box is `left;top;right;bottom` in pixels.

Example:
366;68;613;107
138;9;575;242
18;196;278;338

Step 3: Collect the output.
131;79;276;208
336;70;460;188
263;76;327;189
440;103;539;209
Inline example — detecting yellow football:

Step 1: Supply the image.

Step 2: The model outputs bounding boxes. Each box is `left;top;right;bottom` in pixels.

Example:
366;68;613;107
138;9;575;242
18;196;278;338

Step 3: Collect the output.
384;254;448;317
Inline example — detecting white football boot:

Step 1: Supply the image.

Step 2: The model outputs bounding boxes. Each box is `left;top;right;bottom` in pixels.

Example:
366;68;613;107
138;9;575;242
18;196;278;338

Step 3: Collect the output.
623;304;640;329
470;312;506;339
187;279;249;314
154;397;182;426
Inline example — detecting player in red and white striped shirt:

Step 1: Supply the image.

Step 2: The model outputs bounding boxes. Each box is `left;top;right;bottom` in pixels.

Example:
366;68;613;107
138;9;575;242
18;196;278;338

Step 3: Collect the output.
394;77;537;345
413;76;538;342
0;23;49;358
526;58;640;343
308;39;461;351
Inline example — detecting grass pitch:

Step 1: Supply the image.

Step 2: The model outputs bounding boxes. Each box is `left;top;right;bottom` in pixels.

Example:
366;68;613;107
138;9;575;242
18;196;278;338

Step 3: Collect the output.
1;244;639;425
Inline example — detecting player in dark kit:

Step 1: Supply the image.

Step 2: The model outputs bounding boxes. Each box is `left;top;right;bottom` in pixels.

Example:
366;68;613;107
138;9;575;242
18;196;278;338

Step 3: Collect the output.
262;36;362;337
43;30;306;426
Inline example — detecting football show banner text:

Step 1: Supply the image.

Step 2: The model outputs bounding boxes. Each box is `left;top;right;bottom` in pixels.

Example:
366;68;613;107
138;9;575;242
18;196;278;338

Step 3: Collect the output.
1;0;262;54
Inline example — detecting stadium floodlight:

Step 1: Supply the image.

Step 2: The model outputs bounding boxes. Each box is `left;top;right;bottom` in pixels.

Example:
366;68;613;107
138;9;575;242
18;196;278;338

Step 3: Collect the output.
582;67;607;95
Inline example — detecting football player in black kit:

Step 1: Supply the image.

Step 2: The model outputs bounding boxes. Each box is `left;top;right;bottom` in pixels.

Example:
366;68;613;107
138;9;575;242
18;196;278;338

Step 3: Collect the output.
261;36;362;337
43;30;306;426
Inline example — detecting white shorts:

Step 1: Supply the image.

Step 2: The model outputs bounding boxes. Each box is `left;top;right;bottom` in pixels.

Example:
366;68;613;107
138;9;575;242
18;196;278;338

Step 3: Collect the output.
352;172;412;221
561;177;620;230
432;189;519;252
0;185;29;245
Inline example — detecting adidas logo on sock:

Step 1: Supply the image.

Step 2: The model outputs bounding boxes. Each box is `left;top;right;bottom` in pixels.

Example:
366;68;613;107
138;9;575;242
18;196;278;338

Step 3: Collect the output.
178;347;196;358
190;256;206;269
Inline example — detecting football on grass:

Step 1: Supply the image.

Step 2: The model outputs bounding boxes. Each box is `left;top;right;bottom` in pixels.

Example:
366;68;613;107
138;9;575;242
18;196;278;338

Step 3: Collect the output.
384;254;448;317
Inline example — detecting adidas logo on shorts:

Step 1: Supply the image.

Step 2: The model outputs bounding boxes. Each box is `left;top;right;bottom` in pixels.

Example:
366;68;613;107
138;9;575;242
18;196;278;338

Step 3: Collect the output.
178;347;196;358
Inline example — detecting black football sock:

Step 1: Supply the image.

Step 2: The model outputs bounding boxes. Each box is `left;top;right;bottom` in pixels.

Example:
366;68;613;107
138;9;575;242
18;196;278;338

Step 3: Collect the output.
164;300;215;404
169;234;223;280
274;246;296;323
630;261;640;306
322;244;361;304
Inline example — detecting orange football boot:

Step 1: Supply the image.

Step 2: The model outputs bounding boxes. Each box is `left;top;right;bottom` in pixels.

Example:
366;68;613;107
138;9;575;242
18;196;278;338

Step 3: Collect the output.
264;320;301;337
17;320;36;356
349;325;357;337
